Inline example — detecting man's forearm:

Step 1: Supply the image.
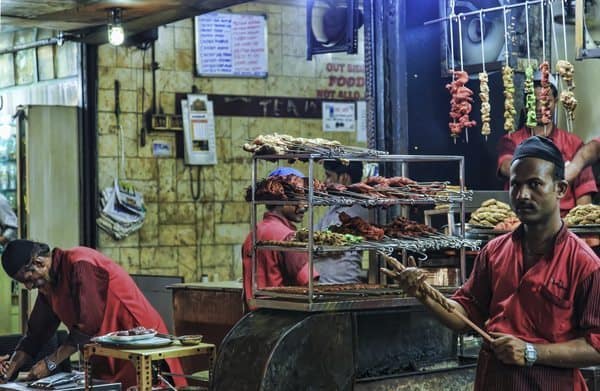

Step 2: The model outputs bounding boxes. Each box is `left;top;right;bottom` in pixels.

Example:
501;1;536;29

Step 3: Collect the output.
52;344;78;367
3;351;31;380
417;295;472;334
535;337;600;368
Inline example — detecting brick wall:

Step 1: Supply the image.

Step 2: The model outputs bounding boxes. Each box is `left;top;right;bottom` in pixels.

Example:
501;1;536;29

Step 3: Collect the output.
96;3;365;282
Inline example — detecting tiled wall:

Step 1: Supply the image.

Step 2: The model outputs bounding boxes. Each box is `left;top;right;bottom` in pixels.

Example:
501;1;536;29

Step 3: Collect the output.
96;3;366;282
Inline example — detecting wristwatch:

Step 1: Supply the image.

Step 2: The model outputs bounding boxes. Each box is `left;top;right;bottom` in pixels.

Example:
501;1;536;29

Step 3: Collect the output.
44;356;57;372
524;343;537;366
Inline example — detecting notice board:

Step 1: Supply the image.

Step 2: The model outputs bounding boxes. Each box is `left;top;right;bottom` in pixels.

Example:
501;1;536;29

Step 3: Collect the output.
195;12;268;78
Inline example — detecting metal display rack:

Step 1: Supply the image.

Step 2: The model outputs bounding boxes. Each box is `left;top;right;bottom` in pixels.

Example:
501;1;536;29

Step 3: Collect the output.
249;152;476;312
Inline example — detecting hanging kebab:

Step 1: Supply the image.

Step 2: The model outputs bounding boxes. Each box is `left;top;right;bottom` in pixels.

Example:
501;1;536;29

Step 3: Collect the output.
478;11;490;139
501;8;516;133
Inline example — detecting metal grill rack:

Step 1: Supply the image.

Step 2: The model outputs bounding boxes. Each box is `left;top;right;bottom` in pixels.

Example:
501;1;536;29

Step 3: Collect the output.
249;152;473;311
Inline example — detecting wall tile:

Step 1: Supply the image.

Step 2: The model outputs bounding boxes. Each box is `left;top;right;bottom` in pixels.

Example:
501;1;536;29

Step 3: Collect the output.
177;246;198;281
215;223;249;244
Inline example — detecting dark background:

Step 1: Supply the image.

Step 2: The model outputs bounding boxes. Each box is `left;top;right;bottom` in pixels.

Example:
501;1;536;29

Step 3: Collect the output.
405;1;507;190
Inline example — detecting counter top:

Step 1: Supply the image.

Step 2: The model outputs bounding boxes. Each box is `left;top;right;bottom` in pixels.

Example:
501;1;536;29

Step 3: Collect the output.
167;281;242;291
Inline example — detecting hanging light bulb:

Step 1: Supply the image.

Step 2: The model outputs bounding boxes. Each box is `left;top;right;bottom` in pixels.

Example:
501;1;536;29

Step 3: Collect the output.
108;8;125;46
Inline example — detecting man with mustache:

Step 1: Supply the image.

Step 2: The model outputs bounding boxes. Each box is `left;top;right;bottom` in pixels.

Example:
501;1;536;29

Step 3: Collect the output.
386;136;600;390
497;72;596;216
242;167;319;310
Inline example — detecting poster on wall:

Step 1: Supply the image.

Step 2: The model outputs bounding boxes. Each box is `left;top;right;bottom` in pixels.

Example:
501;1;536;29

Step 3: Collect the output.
322;101;355;132
182;94;217;165
195;12;268;78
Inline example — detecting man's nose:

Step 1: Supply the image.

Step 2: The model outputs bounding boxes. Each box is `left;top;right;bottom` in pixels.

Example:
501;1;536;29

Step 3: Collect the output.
516;186;531;200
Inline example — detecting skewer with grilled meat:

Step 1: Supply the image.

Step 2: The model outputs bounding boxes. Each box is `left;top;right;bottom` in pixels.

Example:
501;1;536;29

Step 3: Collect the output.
329;212;385;241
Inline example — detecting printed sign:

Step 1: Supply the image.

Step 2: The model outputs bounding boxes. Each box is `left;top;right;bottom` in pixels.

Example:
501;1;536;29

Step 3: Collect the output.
322;101;356;132
195;13;268;77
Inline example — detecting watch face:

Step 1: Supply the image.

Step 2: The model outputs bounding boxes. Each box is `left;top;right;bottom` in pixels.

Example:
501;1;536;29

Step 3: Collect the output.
45;358;57;371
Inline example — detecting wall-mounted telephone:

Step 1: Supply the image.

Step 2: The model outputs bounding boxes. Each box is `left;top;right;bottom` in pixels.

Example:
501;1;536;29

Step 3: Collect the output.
181;94;218;165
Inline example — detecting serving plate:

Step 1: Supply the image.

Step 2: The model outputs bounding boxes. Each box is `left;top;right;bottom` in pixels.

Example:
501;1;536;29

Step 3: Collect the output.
93;335;172;349
103;330;157;342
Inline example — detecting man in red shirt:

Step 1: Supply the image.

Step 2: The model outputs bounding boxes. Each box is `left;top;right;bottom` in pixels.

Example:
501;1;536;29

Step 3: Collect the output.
497;74;596;215
386;137;600;390
0;240;185;389
242;167;319;309
565;137;600;184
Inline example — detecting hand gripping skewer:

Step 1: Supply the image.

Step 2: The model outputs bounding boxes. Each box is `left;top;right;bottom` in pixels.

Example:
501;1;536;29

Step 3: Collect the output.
380;252;493;344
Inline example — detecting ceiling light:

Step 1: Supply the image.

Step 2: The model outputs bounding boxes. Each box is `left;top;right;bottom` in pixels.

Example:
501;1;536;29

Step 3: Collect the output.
108;8;125;46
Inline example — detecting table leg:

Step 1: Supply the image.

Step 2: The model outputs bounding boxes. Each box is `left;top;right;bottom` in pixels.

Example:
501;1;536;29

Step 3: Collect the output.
84;350;92;391
134;355;153;391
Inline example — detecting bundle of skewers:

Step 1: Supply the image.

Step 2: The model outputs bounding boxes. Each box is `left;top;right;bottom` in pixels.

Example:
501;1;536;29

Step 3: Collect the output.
380;252;493;343
243;133;387;158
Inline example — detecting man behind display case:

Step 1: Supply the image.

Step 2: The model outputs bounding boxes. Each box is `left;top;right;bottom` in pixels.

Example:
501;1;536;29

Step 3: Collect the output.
315;160;368;284
241;167;319;310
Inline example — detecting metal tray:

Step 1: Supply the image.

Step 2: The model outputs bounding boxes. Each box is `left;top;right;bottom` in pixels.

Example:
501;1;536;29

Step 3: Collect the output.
91;335;173;349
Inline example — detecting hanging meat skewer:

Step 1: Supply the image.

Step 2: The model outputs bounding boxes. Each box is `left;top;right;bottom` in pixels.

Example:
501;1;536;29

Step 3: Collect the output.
556;60;577;122
501;9;516;133
538;61;552;125
446;14;476;142
479;72;491;138
524;65;537;128
446;70;477;139
478;11;490;139
502;65;516;132
547;1;577;131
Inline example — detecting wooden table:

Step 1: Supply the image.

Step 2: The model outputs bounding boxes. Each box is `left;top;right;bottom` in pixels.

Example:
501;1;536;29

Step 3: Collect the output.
83;341;216;391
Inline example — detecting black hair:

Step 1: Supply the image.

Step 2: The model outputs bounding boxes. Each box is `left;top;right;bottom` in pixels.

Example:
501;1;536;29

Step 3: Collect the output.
323;160;363;183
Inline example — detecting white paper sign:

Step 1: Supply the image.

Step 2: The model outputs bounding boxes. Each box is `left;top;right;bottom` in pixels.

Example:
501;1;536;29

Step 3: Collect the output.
322;102;356;132
196;13;268;77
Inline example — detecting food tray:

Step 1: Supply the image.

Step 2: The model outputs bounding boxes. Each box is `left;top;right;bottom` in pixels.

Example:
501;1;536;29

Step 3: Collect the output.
103;330;157;341
92;335;172;349
568;225;600;234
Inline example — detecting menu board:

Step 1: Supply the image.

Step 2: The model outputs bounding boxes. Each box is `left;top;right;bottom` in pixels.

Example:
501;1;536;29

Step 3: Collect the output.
195;12;268;78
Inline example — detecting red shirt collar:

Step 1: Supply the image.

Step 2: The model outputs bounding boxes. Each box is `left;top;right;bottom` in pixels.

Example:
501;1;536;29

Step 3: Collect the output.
263;211;297;230
511;220;569;248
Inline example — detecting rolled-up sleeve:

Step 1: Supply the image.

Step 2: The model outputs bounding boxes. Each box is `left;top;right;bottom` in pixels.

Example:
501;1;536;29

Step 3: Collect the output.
573;165;598;199
575;269;600;351
451;250;493;329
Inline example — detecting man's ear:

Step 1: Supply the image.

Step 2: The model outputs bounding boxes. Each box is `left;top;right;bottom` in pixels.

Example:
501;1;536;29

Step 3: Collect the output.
555;180;568;199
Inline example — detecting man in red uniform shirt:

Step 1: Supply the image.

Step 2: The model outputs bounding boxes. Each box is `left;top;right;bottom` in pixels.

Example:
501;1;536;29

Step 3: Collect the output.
385;137;600;390
497;75;596;215
565;137;600;184
0;240;186;389
242;167;319;309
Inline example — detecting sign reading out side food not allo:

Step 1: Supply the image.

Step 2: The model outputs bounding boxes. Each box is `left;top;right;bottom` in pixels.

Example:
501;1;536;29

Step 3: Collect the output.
195;12;268;77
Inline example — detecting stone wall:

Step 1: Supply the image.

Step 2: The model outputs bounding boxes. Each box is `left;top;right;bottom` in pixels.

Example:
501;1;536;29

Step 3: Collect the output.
96;2;366;282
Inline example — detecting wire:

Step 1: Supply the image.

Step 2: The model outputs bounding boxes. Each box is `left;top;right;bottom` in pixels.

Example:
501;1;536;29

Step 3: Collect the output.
479;10;486;72
525;3;532;66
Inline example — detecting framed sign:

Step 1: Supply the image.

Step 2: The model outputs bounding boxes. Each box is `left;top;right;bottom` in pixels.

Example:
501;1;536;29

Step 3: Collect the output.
194;12;268;78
